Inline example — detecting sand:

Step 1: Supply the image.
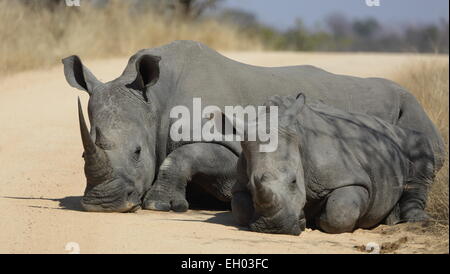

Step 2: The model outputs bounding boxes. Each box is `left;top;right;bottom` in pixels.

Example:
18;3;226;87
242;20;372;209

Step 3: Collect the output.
0;52;448;254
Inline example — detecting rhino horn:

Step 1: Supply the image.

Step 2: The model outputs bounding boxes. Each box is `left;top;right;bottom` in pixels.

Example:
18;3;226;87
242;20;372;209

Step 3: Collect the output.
254;180;273;204
77;98;113;185
78;98;95;154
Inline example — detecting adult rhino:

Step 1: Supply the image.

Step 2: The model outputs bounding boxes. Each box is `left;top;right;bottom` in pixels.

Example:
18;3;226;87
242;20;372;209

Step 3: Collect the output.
215;94;436;235
62;40;444;213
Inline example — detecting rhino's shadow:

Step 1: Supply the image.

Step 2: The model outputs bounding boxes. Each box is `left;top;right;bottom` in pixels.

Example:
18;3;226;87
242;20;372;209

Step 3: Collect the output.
2;196;84;211
201;211;249;231
56;196;84;211
204;211;235;226
165;209;247;231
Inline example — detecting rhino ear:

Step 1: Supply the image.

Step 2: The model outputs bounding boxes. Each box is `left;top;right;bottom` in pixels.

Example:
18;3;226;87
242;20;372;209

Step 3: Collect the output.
132;54;161;101
289;92;306;115
62;55;102;95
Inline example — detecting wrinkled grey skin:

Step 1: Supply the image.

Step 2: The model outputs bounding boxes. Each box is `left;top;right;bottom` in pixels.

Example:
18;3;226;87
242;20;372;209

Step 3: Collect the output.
62;40;444;212
229;94;436;235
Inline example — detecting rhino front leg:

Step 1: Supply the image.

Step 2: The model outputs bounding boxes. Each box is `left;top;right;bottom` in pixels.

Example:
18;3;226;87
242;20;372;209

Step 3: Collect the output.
143;143;238;212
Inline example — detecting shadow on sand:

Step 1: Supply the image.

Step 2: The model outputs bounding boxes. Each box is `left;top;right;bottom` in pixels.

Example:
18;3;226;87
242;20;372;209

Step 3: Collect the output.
1;196;84;211
204;211;249;231
164;210;248;231
2;195;249;230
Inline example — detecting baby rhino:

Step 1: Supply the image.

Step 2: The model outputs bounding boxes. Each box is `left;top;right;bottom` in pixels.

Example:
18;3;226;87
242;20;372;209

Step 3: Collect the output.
218;93;436;235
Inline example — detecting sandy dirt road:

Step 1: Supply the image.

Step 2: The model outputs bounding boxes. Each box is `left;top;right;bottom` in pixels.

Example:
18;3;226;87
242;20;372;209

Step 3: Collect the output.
0;52;447;254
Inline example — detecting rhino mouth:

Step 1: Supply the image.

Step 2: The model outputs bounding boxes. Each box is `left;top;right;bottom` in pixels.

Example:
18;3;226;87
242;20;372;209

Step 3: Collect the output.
81;177;142;212
249;217;302;235
249;209;304;235
127;204;142;213
81;195;141;213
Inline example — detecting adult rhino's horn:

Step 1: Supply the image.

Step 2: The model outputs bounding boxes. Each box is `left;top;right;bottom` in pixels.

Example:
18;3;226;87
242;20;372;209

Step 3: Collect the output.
78;98;96;154
77;98;113;185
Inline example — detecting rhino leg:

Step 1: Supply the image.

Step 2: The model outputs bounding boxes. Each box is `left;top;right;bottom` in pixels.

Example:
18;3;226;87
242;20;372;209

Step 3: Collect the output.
317;186;369;234
399;180;433;223
399;132;435;223
397;90;445;171
143;143;237;212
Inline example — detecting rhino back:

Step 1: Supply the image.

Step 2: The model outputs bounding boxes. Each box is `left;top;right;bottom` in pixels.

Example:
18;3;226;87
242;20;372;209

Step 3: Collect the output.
147;41;401;124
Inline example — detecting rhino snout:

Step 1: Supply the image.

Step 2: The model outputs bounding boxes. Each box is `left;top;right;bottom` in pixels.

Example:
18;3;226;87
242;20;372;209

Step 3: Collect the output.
81;182;142;213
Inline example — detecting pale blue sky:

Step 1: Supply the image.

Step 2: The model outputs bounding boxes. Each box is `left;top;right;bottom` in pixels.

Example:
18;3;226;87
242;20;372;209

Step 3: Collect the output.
221;0;449;30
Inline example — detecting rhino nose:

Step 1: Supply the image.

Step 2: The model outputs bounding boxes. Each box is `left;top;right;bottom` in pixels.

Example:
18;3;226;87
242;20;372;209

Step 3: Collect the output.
123;190;141;212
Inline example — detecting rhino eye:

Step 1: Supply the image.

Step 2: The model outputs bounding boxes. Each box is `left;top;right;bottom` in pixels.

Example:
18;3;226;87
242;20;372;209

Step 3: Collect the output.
133;146;142;161
289;180;297;191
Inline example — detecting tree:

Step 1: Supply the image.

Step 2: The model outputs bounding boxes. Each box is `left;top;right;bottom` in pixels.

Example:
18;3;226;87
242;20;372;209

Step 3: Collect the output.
284;19;313;51
325;12;352;38
169;0;223;19
352;18;380;39
219;8;259;29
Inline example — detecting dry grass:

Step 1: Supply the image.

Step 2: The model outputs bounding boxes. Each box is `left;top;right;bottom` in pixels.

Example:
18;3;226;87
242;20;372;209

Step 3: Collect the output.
0;0;262;76
392;59;449;230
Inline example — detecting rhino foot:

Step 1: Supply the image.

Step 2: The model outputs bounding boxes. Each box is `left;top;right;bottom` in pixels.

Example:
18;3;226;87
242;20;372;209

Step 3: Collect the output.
143;190;189;212
143;199;189;212
143;200;171;211
401;208;430;223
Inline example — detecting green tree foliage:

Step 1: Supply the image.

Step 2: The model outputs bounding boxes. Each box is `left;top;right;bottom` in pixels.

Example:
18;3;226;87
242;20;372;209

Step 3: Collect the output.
218;9;449;53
